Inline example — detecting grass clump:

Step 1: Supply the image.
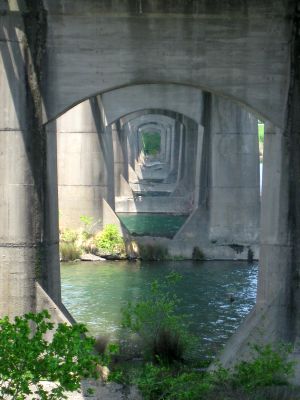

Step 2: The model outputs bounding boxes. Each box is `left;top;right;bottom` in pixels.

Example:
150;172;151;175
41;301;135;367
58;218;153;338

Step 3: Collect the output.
60;241;81;261
60;228;81;261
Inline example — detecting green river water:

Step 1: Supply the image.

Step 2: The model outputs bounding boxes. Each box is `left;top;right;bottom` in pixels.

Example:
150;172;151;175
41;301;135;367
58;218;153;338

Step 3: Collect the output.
61;260;258;357
117;213;188;238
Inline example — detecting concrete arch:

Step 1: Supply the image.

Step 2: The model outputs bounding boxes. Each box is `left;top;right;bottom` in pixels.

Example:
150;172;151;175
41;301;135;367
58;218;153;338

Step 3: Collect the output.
43;0;290;127
44;83;266;129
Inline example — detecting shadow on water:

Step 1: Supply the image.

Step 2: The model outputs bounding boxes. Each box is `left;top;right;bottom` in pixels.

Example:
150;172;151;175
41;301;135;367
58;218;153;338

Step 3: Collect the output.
61;260;258;358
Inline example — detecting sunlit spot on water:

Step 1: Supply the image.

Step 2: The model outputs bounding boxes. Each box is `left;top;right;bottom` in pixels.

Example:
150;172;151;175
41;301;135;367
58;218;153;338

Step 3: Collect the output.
61;260;258;357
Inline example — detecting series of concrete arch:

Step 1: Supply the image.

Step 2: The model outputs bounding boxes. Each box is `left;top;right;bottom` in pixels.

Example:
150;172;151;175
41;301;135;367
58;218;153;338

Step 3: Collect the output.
55;85;260;261
0;0;299;378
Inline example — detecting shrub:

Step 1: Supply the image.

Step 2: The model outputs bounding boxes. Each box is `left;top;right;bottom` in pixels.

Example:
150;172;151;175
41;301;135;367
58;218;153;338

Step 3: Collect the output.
94;224;125;255
133;344;297;400
232;343;295;391
60;241;81;261
0;310;99;399
139;244;168;261
122;272;194;363
135;363;212;400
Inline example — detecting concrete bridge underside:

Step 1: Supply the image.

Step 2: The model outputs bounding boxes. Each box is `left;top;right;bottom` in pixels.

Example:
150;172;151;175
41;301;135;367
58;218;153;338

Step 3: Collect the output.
0;0;300;378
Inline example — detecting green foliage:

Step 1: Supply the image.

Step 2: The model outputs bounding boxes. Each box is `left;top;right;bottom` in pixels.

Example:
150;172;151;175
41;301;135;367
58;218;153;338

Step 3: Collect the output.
80;215;94;228
135;363;212;400
94;224;125;255
139;244;168;261
122;272;194;363
132;344;296;400
231;343;295;391
80;215;94;240
258;123;264;144
60;241;81;261
142;132;161;156
98;343;120;367
192;246;205;260
0;310;99;399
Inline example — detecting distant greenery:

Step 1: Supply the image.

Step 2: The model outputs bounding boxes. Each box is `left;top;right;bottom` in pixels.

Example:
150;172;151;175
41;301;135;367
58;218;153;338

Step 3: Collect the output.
142;131;161;156
0;310;98;399
60;218;127;260
258;123;264;144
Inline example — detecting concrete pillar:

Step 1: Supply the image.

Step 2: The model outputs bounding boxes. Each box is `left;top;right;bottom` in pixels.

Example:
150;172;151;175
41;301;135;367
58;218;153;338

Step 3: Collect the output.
219;13;300;379
256;124;291;336
176;124;184;185
165;127;172;166
193;125;205;209
112;122;129;197
182;118;198;192
57;99;113;231
127;122;136;168
209;94;260;245
0;7;61;317
170;125;176;171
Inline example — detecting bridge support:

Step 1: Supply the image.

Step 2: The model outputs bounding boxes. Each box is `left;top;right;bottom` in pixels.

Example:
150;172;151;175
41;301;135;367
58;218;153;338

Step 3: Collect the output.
219;8;300;379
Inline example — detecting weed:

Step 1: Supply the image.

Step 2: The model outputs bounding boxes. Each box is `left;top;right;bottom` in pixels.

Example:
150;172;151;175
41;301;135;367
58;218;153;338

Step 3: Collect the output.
60;241;81;261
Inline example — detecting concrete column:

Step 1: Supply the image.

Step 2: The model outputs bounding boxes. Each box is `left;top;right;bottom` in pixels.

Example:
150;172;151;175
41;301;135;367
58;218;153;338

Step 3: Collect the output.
193;125;205;209
57;99;113;231
112;122;129;197
127;122;136;168
209;94;260;245
176;124;184;185
0;7;61;316
170;125;176;171
256;124;291;335
182;119;198;192
165;127;172;166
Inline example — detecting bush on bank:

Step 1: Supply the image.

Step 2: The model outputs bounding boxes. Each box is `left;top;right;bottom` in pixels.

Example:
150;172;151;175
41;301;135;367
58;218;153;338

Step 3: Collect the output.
59;221;126;261
118;343;296;400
